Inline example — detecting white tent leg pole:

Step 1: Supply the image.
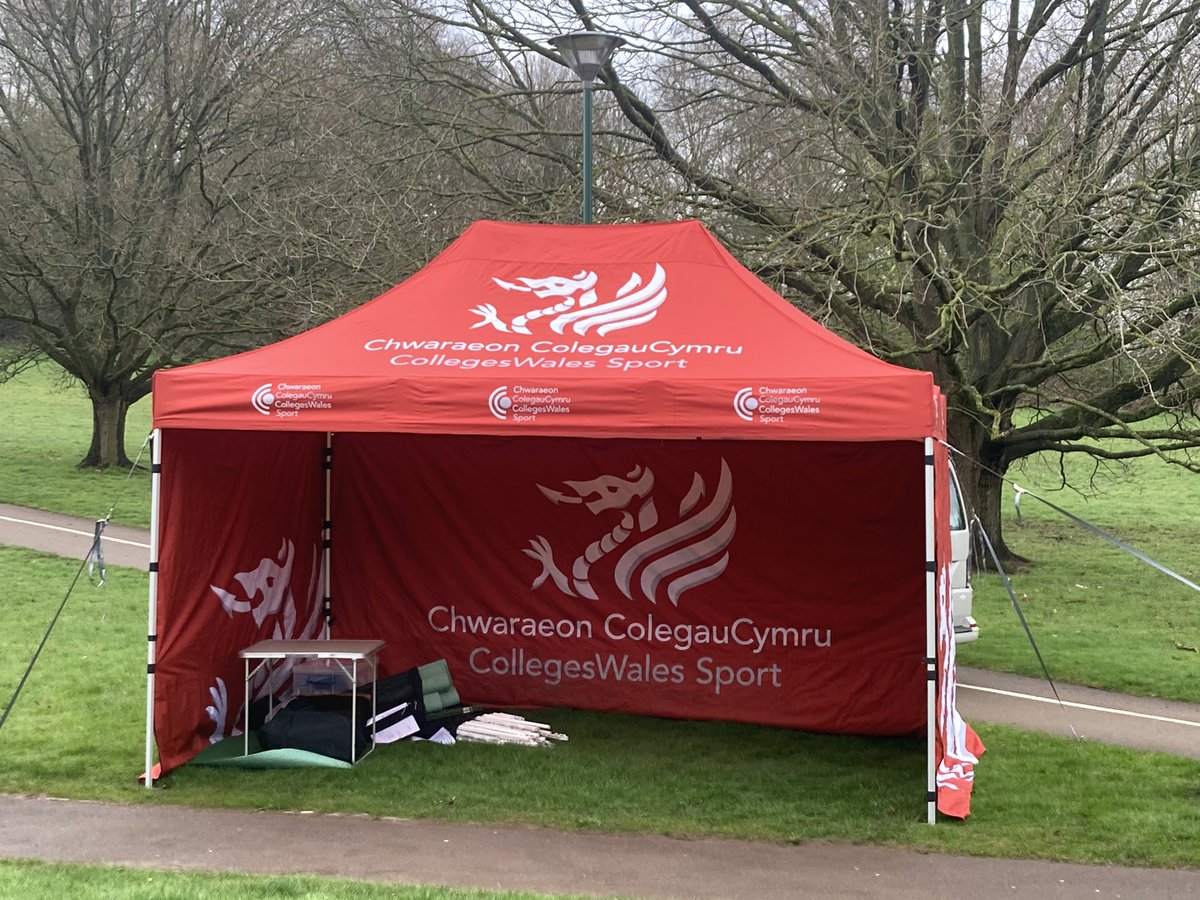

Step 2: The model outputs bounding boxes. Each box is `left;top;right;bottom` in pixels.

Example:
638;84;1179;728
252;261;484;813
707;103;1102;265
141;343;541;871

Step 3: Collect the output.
322;433;332;639
144;428;163;788
924;437;937;824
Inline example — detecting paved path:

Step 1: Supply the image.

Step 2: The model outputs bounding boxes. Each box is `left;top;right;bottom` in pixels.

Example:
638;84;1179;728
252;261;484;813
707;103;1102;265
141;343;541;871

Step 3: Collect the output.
3;503;1199;897
2;795;1198;899
0;503;150;569
956;666;1200;759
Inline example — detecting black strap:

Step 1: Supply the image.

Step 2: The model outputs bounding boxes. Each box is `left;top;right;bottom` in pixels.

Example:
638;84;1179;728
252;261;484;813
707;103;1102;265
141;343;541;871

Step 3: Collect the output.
87;519;107;586
942;439;1200;599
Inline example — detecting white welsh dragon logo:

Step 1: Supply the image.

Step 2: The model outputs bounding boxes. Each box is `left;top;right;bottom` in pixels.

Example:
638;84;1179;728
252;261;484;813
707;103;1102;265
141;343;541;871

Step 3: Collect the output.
471;264;667;337
525;459;736;606
204;538;325;743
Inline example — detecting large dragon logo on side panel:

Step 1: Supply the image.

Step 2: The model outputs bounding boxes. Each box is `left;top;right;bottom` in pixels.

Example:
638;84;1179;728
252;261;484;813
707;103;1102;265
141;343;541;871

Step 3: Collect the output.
525;459;736;606
203;539;324;743
470;265;667;337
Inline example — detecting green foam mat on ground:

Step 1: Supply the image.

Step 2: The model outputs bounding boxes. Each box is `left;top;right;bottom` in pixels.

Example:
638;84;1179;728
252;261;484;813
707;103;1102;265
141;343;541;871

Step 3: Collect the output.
189;734;353;769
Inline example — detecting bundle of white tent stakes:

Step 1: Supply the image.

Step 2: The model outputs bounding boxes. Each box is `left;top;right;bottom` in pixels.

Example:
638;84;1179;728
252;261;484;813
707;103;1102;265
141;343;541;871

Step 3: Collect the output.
456;712;568;747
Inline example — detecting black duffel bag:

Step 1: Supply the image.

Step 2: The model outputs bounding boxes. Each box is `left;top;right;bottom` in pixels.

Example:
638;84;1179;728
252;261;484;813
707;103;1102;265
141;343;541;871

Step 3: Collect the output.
257;695;372;763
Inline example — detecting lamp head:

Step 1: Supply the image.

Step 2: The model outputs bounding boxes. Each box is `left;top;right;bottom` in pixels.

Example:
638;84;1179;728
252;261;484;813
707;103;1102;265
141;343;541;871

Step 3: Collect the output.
549;31;626;87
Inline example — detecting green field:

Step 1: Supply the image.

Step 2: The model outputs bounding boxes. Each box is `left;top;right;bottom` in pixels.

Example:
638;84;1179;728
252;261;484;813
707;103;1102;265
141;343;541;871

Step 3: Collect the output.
0;363;153;527
958;448;1200;703
1;362;1198;874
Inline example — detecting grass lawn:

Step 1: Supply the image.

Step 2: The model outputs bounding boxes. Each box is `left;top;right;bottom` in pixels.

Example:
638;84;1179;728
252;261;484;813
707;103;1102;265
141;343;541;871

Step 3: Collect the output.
957;448;1200;704
0;362;153;528
1;547;1197;870
0;861;586;900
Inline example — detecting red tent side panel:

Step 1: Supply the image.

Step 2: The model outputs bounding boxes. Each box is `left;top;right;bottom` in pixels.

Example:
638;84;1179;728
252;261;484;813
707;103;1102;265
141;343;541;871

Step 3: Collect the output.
330;434;926;735
154;429;326;773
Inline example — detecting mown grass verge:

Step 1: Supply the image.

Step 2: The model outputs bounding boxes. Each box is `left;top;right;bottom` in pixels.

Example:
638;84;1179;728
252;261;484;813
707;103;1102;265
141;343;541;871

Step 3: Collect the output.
0;860;582;900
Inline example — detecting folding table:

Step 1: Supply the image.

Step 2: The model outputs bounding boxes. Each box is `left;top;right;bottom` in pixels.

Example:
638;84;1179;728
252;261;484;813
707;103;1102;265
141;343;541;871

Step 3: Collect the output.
239;639;384;762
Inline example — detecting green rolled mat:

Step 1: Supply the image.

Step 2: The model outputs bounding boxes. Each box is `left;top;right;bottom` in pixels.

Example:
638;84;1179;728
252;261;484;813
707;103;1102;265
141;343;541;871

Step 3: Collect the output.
422;685;460;713
417;659;454;694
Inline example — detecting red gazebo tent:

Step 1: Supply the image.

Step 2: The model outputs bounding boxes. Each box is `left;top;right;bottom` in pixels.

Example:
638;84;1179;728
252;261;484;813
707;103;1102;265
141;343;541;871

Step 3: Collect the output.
147;220;982;819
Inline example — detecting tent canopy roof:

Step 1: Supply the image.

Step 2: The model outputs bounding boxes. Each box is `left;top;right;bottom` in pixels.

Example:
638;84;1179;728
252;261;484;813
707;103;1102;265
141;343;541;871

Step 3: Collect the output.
153;220;936;440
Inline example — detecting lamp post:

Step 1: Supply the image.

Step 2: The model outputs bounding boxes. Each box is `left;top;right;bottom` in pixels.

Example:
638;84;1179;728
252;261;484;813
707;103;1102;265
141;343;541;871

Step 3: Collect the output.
549;31;625;224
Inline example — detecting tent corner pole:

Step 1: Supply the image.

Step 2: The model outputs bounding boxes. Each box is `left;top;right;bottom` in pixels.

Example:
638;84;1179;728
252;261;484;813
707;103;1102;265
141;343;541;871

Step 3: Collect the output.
923;437;937;825
323;433;333;639
144;428;163;788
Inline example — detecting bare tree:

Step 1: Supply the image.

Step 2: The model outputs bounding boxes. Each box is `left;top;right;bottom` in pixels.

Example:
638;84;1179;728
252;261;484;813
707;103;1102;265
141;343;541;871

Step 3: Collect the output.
0;0;325;467
216;1;534;330
338;0;684;224
403;0;1200;556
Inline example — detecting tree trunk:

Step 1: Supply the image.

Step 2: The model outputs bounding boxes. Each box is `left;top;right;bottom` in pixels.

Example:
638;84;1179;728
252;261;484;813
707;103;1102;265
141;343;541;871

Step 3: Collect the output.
80;384;132;469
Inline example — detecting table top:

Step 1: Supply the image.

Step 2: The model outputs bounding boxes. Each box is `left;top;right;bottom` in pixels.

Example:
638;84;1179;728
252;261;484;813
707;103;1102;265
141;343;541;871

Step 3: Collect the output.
239;639;384;660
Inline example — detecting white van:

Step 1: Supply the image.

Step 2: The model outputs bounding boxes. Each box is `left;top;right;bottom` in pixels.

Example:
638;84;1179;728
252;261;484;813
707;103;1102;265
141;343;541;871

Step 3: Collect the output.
949;464;979;643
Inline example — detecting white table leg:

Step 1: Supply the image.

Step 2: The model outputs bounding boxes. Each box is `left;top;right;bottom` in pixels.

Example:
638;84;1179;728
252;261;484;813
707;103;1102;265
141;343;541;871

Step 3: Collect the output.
243;658;250;756
350;659;358;762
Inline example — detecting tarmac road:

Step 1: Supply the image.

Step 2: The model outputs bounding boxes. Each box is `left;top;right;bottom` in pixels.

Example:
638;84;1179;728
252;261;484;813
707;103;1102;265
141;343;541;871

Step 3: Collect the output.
2;794;1198;899
2;502;1198;898
956;666;1200;759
